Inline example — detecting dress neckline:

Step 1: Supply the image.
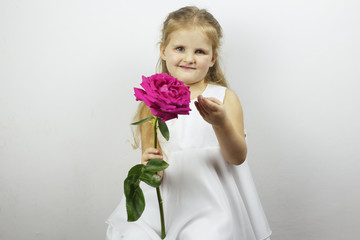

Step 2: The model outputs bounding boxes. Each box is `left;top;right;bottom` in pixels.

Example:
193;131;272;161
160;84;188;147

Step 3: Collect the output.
190;83;210;102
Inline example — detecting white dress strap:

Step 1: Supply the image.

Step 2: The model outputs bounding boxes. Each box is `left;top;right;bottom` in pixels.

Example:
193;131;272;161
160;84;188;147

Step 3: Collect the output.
202;84;226;103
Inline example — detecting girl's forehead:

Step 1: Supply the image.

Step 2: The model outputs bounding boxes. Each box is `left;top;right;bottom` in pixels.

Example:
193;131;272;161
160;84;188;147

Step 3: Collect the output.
168;27;212;45
171;26;206;36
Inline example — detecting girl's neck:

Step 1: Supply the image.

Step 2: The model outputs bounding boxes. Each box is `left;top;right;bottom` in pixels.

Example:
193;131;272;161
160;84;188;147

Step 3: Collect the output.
187;80;207;100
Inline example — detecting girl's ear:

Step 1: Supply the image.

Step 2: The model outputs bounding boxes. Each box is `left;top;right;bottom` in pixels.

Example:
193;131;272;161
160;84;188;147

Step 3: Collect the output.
210;52;218;67
160;45;166;60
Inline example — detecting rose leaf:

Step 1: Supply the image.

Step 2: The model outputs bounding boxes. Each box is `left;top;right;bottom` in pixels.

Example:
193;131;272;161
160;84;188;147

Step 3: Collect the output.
125;184;145;221
127;164;144;177
158;120;169;141
144;159;169;172
131;116;155;125
139;169;162;188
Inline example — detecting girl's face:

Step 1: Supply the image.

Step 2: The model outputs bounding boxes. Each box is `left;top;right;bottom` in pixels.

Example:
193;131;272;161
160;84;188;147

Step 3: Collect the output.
161;27;217;87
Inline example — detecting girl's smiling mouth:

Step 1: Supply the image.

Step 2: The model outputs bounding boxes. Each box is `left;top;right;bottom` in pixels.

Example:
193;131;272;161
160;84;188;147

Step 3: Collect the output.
179;66;196;70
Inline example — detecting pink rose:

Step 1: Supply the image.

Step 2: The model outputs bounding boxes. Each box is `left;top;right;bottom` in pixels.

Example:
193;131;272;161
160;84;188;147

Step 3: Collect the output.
134;73;191;122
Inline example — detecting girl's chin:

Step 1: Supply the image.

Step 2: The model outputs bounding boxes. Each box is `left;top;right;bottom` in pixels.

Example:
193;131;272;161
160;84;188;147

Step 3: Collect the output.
179;79;205;87
170;73;205;85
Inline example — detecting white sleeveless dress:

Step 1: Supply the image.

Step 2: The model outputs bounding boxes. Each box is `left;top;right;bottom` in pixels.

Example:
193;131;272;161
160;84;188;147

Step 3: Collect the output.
106;84;272;240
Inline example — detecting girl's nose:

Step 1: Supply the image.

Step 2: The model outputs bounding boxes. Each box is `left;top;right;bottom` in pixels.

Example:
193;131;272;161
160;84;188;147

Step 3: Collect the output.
183;53;195;63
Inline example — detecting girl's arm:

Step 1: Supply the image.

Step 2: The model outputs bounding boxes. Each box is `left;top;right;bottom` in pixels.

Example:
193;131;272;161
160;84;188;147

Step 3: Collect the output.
194;89;247;165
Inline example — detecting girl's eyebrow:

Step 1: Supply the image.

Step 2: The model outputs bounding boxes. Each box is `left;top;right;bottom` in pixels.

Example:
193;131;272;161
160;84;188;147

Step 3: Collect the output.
171;42;186;46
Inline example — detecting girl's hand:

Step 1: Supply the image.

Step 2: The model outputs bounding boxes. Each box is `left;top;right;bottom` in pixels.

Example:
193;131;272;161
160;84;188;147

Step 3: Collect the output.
141;147;164;179
141;147;163;164
194;95;227;127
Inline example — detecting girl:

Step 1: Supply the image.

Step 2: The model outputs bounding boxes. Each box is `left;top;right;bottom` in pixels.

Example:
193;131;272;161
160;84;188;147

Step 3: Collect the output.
107;6;272;240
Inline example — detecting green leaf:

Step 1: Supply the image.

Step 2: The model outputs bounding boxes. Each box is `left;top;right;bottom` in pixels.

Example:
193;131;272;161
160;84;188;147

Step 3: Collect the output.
130;116;154;125
158;119;169;141
125;185;145;221
124;175;139;199
144;159;169;172
139;169;162;188
124;172;145;221
124;165;145;221
128;164;144;177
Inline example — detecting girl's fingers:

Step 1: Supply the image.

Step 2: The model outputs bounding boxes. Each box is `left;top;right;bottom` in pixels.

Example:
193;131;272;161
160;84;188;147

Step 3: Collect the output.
142;154;163;165
157;170;164;179
208;97;222;105
145;154;163;160
142;148;163;164
197;95;209;114
145;148;160;154
198;95;220;112
202;97;220;111
195;101;207;118
207;98;222;111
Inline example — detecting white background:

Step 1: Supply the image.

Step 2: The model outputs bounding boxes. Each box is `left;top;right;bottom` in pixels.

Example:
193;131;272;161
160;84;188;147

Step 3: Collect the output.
1;0;359;239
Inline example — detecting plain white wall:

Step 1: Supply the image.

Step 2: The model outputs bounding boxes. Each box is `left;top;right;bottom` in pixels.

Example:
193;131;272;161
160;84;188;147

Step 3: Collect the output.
1;0;359;239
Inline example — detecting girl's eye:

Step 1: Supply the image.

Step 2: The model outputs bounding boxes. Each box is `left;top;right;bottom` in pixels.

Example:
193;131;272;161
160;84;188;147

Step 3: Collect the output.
176;47;184;51
195;49;205;54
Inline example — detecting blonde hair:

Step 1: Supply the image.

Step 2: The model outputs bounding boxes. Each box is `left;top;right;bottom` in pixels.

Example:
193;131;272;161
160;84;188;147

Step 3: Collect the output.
133;6;227;150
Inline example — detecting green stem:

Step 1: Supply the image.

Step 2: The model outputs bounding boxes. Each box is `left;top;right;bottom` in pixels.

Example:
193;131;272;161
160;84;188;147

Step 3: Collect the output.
153;116;166;239
153;116;158;149
156;186;166;239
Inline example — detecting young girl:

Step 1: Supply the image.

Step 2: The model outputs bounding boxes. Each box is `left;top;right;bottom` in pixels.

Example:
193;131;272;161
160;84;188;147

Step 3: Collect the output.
107;6;272;240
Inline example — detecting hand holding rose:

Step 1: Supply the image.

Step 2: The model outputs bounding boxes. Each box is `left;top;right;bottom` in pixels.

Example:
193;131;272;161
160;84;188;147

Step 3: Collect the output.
142;148;164;179
141;148;163;165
